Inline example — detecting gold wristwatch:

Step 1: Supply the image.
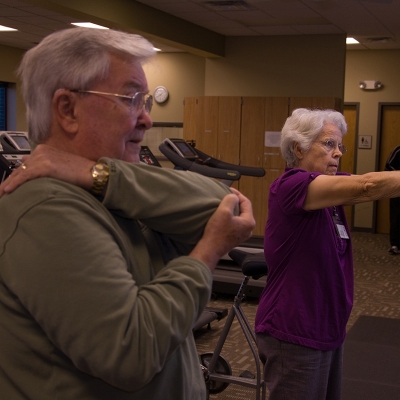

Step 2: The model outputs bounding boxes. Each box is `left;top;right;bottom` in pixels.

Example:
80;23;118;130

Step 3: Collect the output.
90;161;110;196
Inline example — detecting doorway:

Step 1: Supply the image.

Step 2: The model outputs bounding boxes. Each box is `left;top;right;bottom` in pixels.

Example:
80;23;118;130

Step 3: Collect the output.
376;103;400;234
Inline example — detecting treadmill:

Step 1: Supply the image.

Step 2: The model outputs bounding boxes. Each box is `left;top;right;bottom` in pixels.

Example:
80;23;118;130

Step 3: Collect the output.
159;138;267;298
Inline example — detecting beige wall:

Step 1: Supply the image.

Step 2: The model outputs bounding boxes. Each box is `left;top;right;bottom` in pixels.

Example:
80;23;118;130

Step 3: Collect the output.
345;49;400;228
144;34;346;122
206;35;346;98
143;52;205;123
3;35;347;128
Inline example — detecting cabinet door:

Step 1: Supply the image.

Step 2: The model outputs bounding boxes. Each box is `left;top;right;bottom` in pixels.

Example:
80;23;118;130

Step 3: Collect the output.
217;96;241;164
240;97;265;167
183;97;198;142
239;97;266;236
265;97;289;131
196;96;219;158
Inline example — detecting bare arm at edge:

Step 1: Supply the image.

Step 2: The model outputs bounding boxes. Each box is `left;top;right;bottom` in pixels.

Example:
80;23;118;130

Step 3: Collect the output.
304;171;400;211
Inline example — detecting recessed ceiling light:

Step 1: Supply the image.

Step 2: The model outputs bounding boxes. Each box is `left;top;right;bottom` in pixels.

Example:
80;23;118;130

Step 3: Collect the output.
0;25;17;31
71;23;109;29
346;37;359;44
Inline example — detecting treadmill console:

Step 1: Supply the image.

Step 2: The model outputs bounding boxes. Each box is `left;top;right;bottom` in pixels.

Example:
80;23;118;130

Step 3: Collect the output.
163;138;199;160
1;131;31;151
0;131;31;183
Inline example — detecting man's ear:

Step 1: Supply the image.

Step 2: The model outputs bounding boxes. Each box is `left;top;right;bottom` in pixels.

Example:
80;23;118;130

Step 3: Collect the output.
293;142;303;159
53;89;79;134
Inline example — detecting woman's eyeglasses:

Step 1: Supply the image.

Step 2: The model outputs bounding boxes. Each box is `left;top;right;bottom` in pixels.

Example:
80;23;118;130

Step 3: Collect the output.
319;139;347;154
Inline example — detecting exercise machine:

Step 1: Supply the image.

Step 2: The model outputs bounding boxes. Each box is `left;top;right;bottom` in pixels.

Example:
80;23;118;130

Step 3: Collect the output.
142;143;269;395
200;249;268;400
159;137;265;186
139;145;162;167
0;131;31;183
159;138;267;297
144;142;269;388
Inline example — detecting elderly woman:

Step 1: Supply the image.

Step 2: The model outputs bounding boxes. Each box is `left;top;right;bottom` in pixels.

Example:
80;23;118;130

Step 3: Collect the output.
255;108;400;400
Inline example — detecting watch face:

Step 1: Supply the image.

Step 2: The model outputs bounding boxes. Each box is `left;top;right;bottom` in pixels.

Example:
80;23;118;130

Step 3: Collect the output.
154;86;169;103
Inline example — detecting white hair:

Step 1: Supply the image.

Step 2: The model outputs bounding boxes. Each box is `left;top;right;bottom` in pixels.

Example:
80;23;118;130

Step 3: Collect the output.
281;108;348;168
17;28;156;144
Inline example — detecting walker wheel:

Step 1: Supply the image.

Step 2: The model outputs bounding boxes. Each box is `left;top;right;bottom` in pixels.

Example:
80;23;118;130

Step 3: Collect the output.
200;352;232;394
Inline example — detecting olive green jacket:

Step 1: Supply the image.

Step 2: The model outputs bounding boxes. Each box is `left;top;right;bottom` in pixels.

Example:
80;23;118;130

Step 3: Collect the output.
0;159;231;399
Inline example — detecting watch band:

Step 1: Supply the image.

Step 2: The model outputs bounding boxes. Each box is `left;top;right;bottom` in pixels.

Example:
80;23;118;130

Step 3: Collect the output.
90;161;110;196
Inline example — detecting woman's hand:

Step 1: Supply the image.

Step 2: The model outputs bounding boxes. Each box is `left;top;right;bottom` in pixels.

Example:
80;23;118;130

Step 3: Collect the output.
0;144;94;197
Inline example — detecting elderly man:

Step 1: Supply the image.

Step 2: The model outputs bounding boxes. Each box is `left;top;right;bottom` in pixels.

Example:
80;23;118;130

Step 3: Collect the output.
0;28;255;399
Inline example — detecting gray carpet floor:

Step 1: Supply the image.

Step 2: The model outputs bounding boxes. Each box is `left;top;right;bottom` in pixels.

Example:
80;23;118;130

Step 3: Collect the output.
194;232;400;399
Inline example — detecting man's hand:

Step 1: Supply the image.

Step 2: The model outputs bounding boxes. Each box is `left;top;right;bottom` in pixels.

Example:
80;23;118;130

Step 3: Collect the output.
190;190;255;271
0;144;94;197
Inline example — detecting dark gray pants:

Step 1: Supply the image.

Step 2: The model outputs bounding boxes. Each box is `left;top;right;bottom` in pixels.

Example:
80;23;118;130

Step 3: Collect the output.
256;333;343;400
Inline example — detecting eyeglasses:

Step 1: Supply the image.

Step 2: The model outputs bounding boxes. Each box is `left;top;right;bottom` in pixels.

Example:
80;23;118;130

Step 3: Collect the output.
70;89;153;115
319;139;347;154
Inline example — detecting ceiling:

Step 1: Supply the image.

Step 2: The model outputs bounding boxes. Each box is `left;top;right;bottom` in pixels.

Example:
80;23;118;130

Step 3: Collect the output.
0;0;399;53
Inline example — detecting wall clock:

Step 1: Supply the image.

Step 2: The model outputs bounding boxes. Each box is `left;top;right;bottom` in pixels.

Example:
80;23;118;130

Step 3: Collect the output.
154;86;169;104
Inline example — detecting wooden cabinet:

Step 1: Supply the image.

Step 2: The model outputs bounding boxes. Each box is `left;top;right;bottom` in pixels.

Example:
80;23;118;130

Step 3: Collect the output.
217;97;242;164
183;96;342;236
183;96;241;162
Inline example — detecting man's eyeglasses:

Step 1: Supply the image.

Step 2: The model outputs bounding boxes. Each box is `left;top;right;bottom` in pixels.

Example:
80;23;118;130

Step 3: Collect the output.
319;139;347;154
70;89;153;115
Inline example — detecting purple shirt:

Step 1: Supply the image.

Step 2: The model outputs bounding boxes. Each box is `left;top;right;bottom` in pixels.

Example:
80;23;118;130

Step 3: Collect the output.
255;168;354;350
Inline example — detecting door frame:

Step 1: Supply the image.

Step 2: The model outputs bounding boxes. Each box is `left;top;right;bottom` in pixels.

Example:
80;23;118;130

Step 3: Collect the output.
343;102;360;231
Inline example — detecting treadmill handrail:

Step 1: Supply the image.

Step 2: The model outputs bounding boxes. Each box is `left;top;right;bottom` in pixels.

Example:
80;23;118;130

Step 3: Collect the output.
159;138;266;180
194;148;265;178
159;141;241;181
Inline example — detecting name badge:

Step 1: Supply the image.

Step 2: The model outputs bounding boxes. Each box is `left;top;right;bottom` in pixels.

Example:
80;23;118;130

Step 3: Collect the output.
332;208;349;239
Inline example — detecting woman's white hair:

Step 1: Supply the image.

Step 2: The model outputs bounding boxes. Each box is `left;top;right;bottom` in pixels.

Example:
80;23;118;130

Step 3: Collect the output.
281;108;348;168
17;28;156;144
